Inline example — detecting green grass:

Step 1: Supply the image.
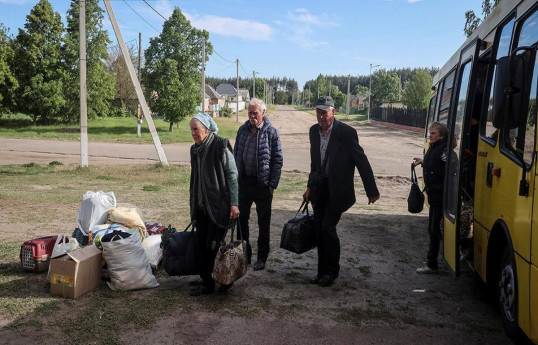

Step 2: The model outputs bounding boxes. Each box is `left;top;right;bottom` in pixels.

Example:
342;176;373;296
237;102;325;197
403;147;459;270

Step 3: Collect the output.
0;112;244;143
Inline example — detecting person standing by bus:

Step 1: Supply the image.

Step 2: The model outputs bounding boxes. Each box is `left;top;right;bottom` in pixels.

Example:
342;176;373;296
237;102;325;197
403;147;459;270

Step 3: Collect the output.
412;122;448;274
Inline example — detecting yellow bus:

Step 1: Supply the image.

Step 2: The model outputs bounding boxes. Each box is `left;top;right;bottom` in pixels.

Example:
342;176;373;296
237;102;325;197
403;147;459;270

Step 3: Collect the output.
427;0;538;343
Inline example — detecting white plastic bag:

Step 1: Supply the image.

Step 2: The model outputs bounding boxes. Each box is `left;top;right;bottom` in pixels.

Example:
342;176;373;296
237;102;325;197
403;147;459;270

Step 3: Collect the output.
76;191;116;235
47;235;80;280
101;229;159;291
142;234;163;269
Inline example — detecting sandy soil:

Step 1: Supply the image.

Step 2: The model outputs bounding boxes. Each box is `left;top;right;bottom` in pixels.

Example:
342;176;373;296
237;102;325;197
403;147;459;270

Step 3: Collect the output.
0;106;512;344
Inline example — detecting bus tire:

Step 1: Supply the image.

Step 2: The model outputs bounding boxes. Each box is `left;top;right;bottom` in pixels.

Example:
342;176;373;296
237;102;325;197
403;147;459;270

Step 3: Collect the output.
497;246;528;343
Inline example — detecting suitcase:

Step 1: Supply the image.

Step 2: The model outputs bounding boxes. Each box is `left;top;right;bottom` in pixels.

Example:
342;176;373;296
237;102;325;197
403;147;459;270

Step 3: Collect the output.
20;235;59;272
280;201;317;254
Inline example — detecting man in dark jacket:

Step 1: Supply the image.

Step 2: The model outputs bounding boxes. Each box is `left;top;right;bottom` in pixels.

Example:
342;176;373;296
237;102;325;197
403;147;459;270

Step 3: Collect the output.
412;122;448;274
303;96;380;287
234;98;283;270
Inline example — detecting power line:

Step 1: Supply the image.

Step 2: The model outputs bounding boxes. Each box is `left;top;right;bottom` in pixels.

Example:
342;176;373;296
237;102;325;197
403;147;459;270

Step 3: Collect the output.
213;49;235;64
122;0;160;33
142;0;167;21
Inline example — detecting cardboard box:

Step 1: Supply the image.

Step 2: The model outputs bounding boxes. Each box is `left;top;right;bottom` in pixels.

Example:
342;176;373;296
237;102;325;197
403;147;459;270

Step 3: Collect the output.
50;245;102;298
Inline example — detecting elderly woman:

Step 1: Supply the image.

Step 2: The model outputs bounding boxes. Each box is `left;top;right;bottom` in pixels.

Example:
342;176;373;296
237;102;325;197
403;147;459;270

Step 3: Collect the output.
189;112;239;296
412;122;448;274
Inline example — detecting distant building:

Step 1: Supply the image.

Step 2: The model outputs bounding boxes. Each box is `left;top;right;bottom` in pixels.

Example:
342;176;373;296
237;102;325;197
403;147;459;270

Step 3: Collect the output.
216;83;246;113
201;85;225;117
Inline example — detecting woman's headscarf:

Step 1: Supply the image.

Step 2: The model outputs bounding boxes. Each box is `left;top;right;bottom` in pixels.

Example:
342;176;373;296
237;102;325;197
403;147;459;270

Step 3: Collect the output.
193;112;218;135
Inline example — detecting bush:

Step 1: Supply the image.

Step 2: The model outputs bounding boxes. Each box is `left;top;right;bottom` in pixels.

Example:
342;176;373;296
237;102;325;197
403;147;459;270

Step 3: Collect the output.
221;107;233;118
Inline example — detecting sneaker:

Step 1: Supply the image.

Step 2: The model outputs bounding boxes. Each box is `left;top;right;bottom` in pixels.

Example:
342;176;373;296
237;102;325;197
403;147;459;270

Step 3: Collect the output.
416;266;438;274
253;260;266;271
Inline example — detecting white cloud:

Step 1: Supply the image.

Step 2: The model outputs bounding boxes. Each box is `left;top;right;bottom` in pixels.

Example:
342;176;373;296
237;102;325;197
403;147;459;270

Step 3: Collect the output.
407;0;424;3
282;9;340;48
186;14;272;41
302;41;328;48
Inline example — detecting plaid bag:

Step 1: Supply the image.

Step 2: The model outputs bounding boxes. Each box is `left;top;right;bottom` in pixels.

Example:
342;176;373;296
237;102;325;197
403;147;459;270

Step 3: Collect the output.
213;221;247;285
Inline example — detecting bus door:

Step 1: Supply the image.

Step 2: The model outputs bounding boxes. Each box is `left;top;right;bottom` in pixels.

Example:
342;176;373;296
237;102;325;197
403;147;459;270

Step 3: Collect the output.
443;41;482;275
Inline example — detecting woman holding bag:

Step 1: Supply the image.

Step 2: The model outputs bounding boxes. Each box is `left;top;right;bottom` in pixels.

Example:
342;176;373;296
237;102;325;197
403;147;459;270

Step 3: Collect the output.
412;122;448;274
189;113;240;296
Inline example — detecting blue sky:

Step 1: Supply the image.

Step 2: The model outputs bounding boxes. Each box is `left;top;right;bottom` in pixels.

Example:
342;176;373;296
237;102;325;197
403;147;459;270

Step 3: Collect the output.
0;0;483;90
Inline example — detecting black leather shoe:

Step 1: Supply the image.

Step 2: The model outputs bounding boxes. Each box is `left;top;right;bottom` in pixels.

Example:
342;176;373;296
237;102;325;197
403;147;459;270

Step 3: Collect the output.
310;275;321;284
253;260;266;271
218;283;233;293
318;274;335;287
189;285;215;296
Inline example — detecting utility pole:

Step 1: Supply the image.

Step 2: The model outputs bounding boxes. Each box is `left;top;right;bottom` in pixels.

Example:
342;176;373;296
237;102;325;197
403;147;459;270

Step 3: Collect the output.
329;80;332;97
264;81;266;104
368;63;380;122
253;70;257;99
201;37;206;113
104;0;168;165
346;74;350;118
137;32;142;137
79;0;88;167
236;59;239;122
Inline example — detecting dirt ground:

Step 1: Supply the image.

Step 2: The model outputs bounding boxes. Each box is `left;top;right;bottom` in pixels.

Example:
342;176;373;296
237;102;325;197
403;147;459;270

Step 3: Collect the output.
0;106;513;344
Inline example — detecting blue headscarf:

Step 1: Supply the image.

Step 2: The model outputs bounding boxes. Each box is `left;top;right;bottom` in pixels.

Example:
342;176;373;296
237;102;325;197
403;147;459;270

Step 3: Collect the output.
193;112;218;134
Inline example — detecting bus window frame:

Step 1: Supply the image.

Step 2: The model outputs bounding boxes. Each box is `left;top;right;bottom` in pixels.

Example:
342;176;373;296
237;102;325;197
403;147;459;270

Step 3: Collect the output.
497;5;538;171
479;12;517;147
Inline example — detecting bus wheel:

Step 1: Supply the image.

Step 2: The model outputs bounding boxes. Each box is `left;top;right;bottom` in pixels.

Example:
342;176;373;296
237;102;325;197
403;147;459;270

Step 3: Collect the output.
497;246;527;342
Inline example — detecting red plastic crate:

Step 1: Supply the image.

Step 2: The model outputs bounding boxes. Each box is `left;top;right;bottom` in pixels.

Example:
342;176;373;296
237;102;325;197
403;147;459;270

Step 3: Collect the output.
20;236;59;272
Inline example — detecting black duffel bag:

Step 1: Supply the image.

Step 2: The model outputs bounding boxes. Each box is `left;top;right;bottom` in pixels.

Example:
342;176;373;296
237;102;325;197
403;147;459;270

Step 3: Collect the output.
161;223;199;276
280;200;317;254
407;164;425;214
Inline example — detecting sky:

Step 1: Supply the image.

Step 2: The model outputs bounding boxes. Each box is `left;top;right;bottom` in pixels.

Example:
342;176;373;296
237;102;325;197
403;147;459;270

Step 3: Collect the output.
0;0;484;90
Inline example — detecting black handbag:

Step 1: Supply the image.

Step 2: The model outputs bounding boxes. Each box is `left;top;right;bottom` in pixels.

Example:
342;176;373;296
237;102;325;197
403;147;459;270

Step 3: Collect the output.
407;164;425;214
161;223;199;276
280;200;317;254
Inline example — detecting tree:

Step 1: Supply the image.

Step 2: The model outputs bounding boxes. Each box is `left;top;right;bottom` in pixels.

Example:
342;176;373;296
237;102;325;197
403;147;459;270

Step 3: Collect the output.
371;71;400;107
331;85;345;110
402;69;433;110
464;0;501;37
107;44;138;116
13;0;65;124
275;90;288;104
0;24;18;114
62;0;115;123
142;8;211;131
353;84;369;95
251;78;265;99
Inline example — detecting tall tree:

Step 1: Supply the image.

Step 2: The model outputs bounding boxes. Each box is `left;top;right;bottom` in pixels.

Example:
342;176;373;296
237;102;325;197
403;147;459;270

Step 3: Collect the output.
464;0;501;37
0;24;18;114
13;0;65;124
353;84;369;95
62;0;115;123
331;85;345;110
106;44;138;116
402;69;433;110
371;71;400;107
142;8;212;131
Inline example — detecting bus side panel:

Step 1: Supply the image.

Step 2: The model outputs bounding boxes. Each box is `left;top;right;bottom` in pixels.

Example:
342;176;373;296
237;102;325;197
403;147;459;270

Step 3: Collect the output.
443;217;457;272
531;264;538;343
473;221;489;282
516;254;531;338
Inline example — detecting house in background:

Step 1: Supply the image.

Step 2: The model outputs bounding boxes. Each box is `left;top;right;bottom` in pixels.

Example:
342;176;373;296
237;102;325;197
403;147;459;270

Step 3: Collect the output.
216;83;246;113
349;94;368;110
201;85;225;117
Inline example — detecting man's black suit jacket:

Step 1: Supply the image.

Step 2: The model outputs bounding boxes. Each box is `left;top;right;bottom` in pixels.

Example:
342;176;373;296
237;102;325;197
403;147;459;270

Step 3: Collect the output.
308;119;379;214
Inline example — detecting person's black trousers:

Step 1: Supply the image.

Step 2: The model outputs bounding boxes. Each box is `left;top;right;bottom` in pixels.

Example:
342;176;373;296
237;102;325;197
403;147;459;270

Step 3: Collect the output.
427;204;443;270
312;182;342;278
195;208;224;289
238;176;273;262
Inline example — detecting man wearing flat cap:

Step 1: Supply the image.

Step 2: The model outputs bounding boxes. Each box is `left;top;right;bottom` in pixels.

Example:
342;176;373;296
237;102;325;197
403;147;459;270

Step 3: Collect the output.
303;96;380;287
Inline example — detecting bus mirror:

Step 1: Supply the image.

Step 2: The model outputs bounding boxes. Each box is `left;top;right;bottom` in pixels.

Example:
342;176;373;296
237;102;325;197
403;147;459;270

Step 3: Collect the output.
507;54;529;129
492;56;510;129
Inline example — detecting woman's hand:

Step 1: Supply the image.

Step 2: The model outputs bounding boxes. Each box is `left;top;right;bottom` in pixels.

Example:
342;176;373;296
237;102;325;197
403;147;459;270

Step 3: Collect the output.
303;188;311;202
412;158;423;167
230;205;240;219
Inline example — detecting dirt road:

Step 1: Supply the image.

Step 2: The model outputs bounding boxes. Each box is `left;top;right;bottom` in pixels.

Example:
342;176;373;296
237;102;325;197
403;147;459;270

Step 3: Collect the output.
0;105;422;177
0;106;512;345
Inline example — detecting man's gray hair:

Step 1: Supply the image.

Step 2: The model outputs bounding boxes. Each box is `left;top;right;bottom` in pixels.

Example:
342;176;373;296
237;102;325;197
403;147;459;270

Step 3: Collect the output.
249;98;266;113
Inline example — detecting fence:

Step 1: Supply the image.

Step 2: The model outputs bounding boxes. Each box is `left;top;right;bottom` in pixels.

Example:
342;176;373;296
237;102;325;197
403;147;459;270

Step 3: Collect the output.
371;107;427;128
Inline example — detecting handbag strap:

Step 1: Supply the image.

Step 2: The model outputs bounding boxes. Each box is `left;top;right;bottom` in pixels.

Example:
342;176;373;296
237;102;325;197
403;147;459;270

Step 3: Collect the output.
220;219;242;244
183;222;193;232
297;200;311;217
410;163;419;184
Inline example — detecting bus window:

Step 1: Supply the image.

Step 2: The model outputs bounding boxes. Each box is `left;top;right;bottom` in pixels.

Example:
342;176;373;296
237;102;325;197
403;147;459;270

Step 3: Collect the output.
484;17;515;142
446;62;473;222
507;10;538;165
427;88;439;130
438;70;455;125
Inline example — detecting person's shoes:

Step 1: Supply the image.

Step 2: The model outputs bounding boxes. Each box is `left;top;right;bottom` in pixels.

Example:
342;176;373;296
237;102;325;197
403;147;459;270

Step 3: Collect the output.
189;285;215;296
253;260;266;271
318;274;335;287
218;283;233;294
310;275;321;284
416;266;438;274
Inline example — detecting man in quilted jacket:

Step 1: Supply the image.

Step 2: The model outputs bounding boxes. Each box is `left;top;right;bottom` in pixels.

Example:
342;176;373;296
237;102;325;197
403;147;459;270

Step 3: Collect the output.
234;98;283;271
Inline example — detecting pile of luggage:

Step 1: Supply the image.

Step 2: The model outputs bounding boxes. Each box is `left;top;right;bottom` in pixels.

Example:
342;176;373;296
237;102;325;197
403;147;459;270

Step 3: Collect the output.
20;191;167;298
